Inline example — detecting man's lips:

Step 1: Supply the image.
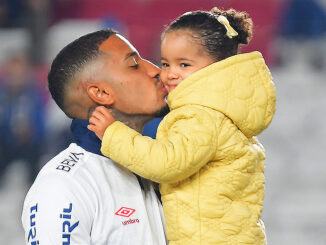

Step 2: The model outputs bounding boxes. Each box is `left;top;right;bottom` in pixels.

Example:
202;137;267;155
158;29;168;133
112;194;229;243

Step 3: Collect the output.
158;82;168;95
161;85;168;94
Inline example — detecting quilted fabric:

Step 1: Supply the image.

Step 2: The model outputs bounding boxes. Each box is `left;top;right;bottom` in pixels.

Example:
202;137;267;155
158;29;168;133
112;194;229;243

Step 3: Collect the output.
101;51;276;244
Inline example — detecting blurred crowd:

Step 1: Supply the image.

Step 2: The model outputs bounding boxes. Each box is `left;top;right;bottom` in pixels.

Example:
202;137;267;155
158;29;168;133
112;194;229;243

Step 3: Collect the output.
0;0;325;188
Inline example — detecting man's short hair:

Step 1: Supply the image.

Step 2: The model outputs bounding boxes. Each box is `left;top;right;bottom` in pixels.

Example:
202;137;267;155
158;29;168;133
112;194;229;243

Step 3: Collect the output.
48;28;118;118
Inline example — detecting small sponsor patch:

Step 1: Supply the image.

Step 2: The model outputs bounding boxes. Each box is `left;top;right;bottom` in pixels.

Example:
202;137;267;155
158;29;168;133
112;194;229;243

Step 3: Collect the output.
115;207;136;217
122;218;140;226
56;152;84;172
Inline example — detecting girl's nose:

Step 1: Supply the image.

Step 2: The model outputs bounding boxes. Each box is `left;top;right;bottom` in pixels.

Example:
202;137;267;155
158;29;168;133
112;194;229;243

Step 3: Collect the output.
167;69;178;80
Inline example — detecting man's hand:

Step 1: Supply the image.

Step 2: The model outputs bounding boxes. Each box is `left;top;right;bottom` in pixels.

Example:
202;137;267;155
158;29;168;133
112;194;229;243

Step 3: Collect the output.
88;106;116;140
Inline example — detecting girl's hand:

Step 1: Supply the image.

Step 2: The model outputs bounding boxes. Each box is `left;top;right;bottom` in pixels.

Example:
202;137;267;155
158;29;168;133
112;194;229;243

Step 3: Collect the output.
87;106;116;140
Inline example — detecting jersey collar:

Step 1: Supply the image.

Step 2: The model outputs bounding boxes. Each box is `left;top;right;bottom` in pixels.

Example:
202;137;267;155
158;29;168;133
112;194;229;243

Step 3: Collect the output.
70;119;103;156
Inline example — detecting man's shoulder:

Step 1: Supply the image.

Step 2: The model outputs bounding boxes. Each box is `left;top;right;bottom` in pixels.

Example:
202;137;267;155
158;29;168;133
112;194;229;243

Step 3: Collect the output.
29;143;129;194
41;143;89;176
22;144;105;222
24;144;90;200
26;143;99;200
21;144;97;244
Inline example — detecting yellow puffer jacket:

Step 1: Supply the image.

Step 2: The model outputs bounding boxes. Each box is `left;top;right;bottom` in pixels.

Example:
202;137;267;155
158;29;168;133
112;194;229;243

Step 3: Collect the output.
101;51;276;245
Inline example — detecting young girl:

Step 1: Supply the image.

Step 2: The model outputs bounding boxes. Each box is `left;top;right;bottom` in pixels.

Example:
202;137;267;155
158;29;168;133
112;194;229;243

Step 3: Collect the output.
88;8;276;245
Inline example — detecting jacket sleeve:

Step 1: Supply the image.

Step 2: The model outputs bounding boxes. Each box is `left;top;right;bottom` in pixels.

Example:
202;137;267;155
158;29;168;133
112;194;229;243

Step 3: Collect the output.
101;107;217;183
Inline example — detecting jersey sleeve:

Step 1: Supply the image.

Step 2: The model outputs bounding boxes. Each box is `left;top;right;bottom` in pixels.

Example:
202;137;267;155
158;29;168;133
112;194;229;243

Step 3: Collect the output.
101;106;217;183
22;173;93;245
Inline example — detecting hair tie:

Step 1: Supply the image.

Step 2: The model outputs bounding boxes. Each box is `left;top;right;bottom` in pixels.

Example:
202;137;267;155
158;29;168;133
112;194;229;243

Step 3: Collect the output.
217;15;238;39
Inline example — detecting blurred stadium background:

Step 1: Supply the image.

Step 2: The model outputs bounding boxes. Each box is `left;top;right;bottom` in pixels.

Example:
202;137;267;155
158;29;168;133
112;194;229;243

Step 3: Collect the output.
0;0;325;244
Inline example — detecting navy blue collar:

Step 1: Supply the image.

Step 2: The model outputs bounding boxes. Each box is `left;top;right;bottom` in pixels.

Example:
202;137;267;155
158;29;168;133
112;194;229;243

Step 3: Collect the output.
70;119;103;156
70;119;146;190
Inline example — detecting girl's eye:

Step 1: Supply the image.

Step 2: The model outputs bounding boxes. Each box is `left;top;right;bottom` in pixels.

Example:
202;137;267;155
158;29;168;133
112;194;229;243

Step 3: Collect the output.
181;63;190;68
161;63;169;68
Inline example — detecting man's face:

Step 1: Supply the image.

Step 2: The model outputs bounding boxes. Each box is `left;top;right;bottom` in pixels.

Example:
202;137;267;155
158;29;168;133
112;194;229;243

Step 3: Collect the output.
97;34;168;116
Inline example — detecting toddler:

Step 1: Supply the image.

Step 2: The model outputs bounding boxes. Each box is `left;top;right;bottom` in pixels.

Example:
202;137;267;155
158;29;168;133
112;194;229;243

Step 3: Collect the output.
88;8;276;245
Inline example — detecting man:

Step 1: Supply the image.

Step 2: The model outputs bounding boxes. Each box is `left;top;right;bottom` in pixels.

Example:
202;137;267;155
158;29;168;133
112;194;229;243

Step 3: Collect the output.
21;29;168;244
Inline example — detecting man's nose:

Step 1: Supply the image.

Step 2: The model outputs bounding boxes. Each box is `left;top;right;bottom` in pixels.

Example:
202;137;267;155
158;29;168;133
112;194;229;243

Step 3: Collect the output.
144;60;160;78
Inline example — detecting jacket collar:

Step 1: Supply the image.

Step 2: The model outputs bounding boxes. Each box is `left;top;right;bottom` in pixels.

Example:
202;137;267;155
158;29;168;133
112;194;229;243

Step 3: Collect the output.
167;51;276;138
70;119;103;156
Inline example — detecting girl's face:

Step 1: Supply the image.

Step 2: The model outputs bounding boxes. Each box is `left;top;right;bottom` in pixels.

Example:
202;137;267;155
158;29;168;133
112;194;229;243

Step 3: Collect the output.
160;30;215;92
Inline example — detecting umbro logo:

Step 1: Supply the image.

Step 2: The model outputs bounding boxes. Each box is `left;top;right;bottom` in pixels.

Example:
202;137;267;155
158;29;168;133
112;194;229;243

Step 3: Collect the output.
115;207;140;226
115;207;135;217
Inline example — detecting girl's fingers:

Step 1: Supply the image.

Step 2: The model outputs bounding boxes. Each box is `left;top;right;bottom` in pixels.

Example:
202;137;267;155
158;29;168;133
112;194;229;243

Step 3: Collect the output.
97;106;114;119
89;115;101;125
92;110;106;121
87;124;95;131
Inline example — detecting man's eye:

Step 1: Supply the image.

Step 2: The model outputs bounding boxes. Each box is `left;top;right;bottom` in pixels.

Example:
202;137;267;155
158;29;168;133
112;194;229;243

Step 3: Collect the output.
181;63;190;68
130;57;139;69
161;63;169;68
130;64;139;69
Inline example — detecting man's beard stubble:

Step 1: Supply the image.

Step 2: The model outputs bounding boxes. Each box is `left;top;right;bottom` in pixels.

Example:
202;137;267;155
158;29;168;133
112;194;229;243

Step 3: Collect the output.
152;104;170;118
88;104;169;133
110;104;169;133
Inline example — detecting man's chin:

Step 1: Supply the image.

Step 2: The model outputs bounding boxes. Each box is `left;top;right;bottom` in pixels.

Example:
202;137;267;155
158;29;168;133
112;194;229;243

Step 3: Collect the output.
153;104;169;118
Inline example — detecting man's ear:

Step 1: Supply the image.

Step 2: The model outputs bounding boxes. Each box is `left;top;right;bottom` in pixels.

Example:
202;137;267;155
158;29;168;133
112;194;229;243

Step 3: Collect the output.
87;82;115;105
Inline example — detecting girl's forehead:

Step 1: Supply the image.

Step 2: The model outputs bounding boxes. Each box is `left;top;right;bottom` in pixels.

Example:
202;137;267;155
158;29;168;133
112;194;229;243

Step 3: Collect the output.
162;29;199;47
164;29;196;39
160;29;214;63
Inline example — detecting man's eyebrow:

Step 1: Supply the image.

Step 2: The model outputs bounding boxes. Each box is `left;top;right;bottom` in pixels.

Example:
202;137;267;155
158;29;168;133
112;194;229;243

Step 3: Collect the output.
125;51;139;60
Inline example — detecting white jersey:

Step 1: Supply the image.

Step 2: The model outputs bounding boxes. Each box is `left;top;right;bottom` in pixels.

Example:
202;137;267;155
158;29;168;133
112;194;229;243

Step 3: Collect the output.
22;143;166;245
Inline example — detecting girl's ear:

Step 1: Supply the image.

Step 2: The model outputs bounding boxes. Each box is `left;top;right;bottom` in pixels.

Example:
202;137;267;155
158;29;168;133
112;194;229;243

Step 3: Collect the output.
87;82;115;105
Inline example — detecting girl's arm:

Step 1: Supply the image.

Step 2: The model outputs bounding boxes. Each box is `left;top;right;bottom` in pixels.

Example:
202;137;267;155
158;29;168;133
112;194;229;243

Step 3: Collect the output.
89;106;217;183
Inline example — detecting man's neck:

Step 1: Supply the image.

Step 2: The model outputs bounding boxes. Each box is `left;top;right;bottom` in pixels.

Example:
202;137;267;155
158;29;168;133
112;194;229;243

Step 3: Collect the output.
110;108;151;133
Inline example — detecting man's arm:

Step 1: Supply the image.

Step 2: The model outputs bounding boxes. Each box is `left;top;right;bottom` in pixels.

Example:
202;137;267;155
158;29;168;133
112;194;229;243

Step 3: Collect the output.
22;174;92;244
100;106;217;183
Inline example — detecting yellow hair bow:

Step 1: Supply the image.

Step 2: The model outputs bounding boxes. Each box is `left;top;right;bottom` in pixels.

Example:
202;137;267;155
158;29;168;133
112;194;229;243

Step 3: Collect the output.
217;15;238;39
